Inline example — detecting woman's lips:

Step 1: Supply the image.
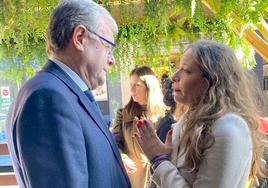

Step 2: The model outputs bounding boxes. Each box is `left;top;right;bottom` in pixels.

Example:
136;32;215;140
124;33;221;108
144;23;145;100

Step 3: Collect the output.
173;89;181;95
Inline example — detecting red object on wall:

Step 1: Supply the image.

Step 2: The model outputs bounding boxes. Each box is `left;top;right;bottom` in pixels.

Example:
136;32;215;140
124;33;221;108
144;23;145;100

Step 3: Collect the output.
257;116;268;133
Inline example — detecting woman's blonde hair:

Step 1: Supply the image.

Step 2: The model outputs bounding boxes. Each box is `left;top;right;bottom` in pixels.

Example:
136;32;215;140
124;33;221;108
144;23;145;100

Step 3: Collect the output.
177;40;265;178
125;66;167;122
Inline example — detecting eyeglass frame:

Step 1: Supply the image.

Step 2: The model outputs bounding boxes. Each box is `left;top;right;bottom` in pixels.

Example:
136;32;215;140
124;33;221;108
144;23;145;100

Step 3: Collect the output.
86;28;116;49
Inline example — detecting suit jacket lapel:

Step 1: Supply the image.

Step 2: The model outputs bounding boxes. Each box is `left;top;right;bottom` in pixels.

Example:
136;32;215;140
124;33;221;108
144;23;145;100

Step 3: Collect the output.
41;60;124;167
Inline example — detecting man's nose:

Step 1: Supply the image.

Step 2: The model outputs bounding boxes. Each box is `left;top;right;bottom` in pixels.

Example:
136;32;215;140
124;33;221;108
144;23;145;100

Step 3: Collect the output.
130;85;136;92
108;55;115;65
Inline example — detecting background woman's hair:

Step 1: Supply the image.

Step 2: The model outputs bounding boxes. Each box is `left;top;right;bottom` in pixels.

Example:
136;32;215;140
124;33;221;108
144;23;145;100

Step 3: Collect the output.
125;66;167;122
161;73;176;113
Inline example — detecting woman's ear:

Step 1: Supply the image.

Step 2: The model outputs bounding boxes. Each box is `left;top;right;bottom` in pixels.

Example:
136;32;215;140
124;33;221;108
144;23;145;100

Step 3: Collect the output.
71;25;88;52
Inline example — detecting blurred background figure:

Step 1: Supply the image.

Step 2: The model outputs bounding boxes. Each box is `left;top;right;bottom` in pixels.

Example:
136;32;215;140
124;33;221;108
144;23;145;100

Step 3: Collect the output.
156;73;188;142
112;66;167;188
156;74;177;143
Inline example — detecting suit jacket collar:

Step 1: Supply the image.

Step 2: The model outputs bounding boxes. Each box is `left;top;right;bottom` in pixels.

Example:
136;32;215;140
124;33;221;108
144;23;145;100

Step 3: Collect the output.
42;60;105;124
42;60;109;139
41;60;130;185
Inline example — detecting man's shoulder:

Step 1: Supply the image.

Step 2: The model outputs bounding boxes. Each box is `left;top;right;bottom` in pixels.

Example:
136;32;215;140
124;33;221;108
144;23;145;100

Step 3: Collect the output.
17;71;69;102
25;68;64;87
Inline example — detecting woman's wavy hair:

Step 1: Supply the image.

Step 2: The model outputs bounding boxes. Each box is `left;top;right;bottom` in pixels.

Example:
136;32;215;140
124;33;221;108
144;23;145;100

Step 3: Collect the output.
125;66;167;123
177;40;265;178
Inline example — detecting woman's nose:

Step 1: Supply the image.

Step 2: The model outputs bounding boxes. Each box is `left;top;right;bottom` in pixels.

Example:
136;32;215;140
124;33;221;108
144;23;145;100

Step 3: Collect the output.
171;70;181;82
130;85;135;92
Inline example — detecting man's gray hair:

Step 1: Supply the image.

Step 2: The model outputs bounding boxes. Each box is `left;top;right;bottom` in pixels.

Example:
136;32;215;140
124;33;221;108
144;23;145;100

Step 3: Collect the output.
46;0;118;54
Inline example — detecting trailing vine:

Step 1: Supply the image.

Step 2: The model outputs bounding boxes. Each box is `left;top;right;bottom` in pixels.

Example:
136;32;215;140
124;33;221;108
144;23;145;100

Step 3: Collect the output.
0;0;267;85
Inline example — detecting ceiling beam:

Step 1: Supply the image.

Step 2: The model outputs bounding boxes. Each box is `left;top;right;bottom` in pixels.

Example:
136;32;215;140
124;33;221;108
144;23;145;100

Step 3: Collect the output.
257;19;268;42
202;0;268;63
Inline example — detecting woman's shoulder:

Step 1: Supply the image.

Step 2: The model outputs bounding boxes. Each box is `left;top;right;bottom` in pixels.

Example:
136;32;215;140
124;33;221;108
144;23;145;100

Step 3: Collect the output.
215;113;247;127
213;113;251;141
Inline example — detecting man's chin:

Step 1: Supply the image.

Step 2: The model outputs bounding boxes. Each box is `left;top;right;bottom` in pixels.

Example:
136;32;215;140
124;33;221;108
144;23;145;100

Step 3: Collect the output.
97;78;105;87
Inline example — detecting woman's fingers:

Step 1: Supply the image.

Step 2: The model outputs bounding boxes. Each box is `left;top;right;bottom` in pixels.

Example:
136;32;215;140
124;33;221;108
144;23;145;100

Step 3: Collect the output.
134;119;173;160
135;120;142;135
165;128;173;147
134;132;154;159
136;119;155;139
133;132;143;146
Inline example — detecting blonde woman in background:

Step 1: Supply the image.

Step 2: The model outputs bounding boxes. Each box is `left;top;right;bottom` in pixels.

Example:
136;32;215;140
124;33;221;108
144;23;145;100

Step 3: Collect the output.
134;40;265;187
112;66;167;188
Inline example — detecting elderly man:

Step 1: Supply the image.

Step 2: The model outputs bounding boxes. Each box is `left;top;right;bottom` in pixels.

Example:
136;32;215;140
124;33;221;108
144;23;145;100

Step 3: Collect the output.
6;1;131;187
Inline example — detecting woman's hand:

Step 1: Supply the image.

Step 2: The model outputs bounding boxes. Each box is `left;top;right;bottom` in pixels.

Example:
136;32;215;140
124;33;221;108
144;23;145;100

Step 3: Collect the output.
134;119;173;161
121;154;138;174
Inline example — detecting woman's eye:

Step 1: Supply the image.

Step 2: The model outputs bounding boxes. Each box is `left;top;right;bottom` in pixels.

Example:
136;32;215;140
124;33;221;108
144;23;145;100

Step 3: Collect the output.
182;68;191;74
131;83;141;88
136;82;143;86
172;77;179;82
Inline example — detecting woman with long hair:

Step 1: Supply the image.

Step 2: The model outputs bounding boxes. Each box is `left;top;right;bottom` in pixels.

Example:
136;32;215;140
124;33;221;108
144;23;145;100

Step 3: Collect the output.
112;66;167;188
134;40;265;187
112;66;166;188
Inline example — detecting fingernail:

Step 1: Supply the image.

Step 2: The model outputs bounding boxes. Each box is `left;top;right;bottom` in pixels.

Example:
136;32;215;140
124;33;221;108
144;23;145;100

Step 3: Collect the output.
169;128;173;135
136;122;141;128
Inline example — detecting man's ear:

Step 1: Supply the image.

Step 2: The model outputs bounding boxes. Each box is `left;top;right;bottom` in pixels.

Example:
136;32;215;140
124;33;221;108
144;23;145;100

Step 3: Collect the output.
71;25;87;51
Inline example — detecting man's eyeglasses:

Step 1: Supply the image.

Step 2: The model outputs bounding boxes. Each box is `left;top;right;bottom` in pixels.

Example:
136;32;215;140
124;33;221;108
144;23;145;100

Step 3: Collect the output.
86;28;116;49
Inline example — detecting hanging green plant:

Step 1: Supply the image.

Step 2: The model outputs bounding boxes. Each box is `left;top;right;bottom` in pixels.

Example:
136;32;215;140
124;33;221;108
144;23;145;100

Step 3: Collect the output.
0;0;267;85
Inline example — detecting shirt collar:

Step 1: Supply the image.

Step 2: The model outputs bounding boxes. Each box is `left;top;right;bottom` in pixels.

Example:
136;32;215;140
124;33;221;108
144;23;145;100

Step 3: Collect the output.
50;58;88;92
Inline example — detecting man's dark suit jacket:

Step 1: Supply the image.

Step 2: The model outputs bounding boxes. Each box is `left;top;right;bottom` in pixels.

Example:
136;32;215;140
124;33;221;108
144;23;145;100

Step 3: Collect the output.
6;60;131;188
